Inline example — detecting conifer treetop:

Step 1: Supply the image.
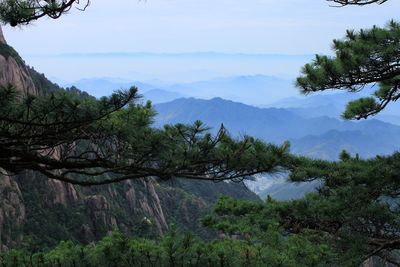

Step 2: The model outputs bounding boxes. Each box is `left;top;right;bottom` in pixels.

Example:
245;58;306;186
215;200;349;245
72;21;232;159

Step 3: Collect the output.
328;0;388;6
296;21;400;120
0;0;88;26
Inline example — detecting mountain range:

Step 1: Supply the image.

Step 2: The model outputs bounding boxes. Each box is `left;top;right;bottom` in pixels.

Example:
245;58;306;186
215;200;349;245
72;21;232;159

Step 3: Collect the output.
268;91;400;125
63;75;297;106
154;97;400;160
59;61;400;201
153;97;400;200
64;75;400;126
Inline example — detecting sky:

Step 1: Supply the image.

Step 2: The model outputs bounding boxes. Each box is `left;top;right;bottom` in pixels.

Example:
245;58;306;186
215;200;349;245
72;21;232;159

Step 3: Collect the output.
2;0;400;83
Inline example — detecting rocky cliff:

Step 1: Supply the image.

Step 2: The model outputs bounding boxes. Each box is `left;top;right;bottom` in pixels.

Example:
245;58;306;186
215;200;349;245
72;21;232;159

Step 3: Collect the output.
0;27;37;95
0;170;25;250
0;27;5;44
0;28;260;250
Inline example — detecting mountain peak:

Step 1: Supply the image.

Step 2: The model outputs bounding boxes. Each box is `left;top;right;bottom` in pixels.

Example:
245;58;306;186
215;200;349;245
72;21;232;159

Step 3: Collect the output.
0;26;6;44
0;28;37;95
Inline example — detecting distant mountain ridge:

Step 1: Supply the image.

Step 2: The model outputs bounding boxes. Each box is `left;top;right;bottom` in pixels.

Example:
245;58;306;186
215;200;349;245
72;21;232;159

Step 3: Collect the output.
153;96;400;200
269;92;400;125
161;75;295;106
63;78;157;98
64;74;297;106
154;97;400;160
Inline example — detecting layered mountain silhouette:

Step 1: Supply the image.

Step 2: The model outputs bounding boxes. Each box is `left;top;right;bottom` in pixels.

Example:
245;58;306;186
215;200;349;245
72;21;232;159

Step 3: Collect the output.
64;74;296;106
154;96;400;200
154;97;400;160
269;92;400;125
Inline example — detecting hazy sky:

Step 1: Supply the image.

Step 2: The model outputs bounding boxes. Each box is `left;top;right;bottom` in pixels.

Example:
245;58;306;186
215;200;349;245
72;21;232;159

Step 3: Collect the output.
2;0;400;82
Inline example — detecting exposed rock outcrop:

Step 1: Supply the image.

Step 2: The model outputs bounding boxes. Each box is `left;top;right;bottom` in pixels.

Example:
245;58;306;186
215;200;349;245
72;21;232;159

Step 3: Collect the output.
85;195;118;237
47;180;79;206
0;27;6;44
135;179;167;234
361;257;395;267
0;26;37;95
0;170;25;251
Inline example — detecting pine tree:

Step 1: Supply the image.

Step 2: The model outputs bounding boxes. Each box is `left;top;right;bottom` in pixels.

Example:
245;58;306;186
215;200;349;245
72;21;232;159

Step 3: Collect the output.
328;0;389;6
206;152;400;265
0;0;88;26
204;1;400;265
296;20;400;120
0;84;291;185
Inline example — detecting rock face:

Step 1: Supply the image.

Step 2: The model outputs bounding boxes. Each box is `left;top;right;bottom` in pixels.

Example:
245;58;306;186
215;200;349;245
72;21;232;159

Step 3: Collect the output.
0;27;6;44
0;170;25;250
361;257;395;267
135;179;167;234
0;26;37;95
47;180;79;206
0;28;30;248
85;195;118;236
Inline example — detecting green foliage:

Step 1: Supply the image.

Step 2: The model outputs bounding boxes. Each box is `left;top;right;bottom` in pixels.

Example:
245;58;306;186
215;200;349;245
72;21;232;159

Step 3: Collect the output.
328;0;389;5
0;85;291;185
0;0;35;26
0;0;81;27
0;43;25;66
205;151;400;265
342;97;379;119
296;20;400;119
27;66;63;95
0;228;337;267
